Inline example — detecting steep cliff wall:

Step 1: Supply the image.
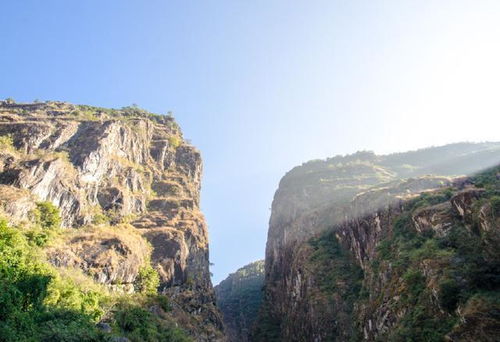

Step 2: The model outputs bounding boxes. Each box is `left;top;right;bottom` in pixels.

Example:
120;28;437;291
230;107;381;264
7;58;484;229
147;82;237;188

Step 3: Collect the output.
254;144;500;341
215;261;264;342
0;100;224;341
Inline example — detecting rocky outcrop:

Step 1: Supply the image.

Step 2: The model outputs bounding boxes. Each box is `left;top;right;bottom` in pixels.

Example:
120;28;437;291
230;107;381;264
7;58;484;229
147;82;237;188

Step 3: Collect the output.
215;261;265;342
46;225;150;292
0;101;224;341
255;144;500;341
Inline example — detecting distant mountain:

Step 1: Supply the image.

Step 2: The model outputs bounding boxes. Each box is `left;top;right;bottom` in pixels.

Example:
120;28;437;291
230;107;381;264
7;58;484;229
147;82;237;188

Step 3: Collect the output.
215;261;265;342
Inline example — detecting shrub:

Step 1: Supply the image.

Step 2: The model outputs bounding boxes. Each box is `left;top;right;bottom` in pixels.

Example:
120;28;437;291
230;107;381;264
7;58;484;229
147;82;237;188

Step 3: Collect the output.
376;239;393;260
439;278;461;312
490;196;500;217
114;303;191;342
392;213;416;239
0;217;106;341
115;305;153;332
155;295;172;312
135;264;160;295
167;136;181;149
34;201;62;230
92;212;110;225
402;269;425;303
0;211;189;342
0;135;14;149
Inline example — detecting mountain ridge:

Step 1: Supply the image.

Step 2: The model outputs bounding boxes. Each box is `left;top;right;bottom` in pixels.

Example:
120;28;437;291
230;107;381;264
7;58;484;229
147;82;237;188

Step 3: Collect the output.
252;142;500;341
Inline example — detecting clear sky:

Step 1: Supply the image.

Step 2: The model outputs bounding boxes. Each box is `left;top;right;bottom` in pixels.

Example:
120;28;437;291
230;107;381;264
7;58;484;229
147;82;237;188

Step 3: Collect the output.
1;1;499;283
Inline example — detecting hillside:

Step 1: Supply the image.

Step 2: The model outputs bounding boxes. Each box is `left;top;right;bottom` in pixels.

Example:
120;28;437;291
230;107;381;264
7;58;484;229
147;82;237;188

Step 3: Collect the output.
0;100;224;342
215;261;264;342
252;143;500;341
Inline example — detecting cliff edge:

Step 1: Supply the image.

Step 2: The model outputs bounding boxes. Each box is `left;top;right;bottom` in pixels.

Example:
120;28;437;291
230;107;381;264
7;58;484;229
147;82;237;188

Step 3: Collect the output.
0;100;224;341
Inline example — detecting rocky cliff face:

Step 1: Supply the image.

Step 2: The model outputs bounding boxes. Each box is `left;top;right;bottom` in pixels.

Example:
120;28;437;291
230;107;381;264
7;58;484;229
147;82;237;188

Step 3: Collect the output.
215;261;264;342
254;144;500;341
0;100;224;341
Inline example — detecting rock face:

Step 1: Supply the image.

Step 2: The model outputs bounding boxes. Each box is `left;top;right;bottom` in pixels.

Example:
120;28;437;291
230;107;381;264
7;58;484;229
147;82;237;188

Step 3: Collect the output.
0;101;224;341
215;261;265;342
254;144;500;341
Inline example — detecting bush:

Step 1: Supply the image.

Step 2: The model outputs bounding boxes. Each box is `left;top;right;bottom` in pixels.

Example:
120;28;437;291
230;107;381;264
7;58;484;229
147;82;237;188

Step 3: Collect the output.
0;218;106;341
26;202;62;246
376;239;393;260
167;136;181;149
491;196;500;217
392;213;416;239
114;303;191;342
116;305;154;332
34;201;62;230
402;269;425;303
135;264;160;295
155;295;172;312
0;210;189;342
439;279;461;312
0;135;14;149
92;212;110;225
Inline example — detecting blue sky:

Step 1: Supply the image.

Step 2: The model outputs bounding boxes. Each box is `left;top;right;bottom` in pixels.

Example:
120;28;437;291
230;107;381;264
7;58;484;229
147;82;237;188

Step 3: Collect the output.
1;1;499;283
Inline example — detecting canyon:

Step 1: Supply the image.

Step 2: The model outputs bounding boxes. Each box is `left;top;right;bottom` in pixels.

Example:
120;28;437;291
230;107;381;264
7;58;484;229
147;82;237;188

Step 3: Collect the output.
1;100;499;342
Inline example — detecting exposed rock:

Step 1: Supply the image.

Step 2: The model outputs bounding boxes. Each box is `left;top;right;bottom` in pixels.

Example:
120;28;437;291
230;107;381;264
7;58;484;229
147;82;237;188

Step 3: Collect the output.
451;188;485;224
46;225;149;286
412;202;454;237
0;101;224;341
0;185;36;223
255;145;500;341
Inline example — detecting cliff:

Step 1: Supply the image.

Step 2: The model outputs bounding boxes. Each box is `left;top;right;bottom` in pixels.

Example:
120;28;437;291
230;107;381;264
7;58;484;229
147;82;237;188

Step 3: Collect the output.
0;100;224;341
215;261;265;342
253;143;500;341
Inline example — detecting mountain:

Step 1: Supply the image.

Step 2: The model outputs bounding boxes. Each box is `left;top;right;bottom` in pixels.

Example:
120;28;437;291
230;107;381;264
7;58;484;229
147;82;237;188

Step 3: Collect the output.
215;260;265;342
251;143;500;341
0;100;224;341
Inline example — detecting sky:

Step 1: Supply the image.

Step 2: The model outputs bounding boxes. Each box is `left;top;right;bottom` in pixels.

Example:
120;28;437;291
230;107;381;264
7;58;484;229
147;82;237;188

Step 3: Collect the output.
1;0;500;283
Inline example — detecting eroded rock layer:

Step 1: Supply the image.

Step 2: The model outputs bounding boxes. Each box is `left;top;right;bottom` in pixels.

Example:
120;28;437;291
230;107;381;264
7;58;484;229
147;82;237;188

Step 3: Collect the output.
0;101;224;341
254;144;500;341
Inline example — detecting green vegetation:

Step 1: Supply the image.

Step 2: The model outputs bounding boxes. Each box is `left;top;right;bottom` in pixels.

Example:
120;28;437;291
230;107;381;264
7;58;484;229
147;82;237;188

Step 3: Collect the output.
0;217;107;341
250;301;281;342
438;278;461;312
135;264;160;295
91;212;110;225
309;232;363;303
71;104;181;131
215;260;264;340
371;166;500;341
491;196;500;217
309;232;364;341
168;136;182;149
113;302;189;342
33;201;62;231
0;203;191;341
0;135;14;149
26;201;63;247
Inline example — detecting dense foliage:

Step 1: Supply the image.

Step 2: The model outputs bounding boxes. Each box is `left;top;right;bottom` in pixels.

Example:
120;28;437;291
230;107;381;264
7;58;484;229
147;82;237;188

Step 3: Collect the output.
309;232;364;341
215;260;265;341
0;205;191;342
0;217;106;341
372;166;500;341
